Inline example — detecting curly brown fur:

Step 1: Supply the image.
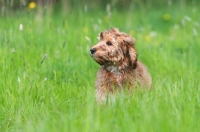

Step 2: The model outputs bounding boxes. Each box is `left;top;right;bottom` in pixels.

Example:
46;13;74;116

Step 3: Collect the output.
90;28;152;104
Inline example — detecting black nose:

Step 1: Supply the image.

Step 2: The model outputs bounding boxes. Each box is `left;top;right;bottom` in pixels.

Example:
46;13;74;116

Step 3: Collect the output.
90;48;96;54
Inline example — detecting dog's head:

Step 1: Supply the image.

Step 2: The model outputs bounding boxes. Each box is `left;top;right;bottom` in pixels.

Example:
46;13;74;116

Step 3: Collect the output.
90;28;137;70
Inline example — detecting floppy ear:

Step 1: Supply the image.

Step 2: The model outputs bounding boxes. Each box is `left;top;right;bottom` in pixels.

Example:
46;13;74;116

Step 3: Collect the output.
123;36;137;69
128;44;137;69
124;36;136;45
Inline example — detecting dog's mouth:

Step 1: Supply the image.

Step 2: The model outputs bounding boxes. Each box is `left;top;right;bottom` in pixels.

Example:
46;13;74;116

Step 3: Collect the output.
90;54;104;65
91;53;113;66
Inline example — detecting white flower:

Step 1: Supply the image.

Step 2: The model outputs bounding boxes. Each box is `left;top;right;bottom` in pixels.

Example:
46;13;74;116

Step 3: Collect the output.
149;31;157;37
19;24;23;31
184;16;192;22
98;19;102;24
93;24;100;31
84;5;87;13
85;36;91;43
11;48;15;53
18;77;21;82
106;4;111;13
44;77;48;81
174;24;179;30
181;19;185;26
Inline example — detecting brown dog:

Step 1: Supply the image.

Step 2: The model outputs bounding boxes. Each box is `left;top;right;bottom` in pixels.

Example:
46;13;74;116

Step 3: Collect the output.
90;28;152;103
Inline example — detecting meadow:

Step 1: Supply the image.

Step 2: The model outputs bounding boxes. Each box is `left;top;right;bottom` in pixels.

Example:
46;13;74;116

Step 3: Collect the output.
0;2;200;132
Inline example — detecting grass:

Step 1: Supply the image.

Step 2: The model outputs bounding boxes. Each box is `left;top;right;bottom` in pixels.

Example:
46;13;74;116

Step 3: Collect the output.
0;3;200;132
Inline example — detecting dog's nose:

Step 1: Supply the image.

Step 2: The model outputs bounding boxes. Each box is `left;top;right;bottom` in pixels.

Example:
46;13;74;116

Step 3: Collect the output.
90;48;96;54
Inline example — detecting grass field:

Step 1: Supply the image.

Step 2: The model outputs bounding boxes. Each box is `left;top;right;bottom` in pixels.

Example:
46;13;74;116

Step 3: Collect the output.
0;2;200;132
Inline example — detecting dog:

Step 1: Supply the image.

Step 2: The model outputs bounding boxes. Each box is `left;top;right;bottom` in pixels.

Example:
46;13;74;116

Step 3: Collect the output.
90;28;152;104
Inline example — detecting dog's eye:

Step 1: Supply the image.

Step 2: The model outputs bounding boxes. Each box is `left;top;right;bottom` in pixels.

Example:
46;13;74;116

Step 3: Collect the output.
106;41;112;46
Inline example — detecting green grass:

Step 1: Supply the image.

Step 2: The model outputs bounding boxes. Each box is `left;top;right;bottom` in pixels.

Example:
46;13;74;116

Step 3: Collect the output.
0;3;200;132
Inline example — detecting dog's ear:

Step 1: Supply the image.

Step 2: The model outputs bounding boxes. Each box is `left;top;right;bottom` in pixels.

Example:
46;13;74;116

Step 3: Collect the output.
124;36;136;45
123;36;137;69
128;44;137;69
97;32;104;40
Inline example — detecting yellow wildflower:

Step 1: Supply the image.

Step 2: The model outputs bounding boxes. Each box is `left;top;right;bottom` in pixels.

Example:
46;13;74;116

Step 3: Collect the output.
145;35;151;42
129;30;135;36
163;14;170;21
104;15;109;23
83;27;88;33
28;2;36;9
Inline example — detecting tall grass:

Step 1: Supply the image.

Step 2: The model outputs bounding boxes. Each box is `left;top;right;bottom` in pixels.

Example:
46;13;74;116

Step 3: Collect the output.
0;3;200;132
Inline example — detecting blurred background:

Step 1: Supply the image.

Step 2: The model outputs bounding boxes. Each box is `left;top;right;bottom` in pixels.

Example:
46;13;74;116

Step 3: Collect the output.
0;1;200;132
1;0;199;16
